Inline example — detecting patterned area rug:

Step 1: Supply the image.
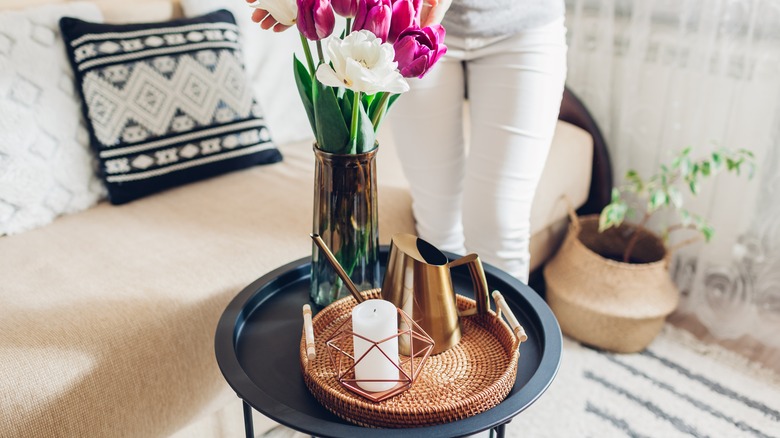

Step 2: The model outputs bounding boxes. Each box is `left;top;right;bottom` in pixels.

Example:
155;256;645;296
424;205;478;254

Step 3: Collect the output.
510;326;780;437
263;326;780;437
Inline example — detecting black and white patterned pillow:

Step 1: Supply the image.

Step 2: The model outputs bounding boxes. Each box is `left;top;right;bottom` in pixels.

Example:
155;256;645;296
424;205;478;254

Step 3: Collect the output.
59;9;282;204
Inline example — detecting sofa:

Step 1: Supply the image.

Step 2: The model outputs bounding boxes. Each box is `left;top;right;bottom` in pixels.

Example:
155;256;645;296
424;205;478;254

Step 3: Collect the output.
0;0;600;436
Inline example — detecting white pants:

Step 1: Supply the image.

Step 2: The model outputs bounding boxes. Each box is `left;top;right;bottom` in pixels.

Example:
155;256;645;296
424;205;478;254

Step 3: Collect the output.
389;18;568;282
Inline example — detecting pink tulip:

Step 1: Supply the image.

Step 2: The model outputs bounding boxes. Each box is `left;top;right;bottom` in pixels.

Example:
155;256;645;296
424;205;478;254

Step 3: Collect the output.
332;0;359;18
353;0;392;42
387;0;422;43
393;24;447;78
297;0;336;40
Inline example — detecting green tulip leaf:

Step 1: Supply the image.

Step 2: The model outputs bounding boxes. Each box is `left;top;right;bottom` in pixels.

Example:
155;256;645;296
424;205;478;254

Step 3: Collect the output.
367;92;383;118
293;55;316;135
340;89;354;127
362;92;375;109
339;90;377;153
314;80;350;153
356;101;376;153
386;93;401;110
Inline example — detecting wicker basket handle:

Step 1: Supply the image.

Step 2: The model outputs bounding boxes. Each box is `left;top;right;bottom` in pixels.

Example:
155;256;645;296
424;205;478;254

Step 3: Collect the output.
562;194;581;232
302;304;316;365
491;291;528;347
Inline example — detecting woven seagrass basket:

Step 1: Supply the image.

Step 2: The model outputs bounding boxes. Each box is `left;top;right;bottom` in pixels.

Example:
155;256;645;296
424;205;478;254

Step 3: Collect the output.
300;289;525;428
543;213;679;353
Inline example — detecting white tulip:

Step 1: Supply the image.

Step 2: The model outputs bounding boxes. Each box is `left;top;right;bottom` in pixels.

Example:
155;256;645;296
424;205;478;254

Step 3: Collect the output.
248;0;298;27
316;30;409;95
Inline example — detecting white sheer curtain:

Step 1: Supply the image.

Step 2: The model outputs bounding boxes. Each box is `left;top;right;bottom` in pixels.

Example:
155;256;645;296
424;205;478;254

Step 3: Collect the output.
563;0;780;347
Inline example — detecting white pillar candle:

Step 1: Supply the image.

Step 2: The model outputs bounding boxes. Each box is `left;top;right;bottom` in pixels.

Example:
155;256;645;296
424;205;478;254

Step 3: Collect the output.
352;299;399;392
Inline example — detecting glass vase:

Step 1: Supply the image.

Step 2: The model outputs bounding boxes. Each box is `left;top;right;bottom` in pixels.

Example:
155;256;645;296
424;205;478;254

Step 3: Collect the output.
311;146;380;307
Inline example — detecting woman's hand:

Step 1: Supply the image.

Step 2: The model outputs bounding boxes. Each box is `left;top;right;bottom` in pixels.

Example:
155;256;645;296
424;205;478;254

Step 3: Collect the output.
419;0;452;27
246;0;294;32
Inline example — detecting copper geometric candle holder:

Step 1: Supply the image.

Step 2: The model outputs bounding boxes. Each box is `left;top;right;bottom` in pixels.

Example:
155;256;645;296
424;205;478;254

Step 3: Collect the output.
325;307;434;403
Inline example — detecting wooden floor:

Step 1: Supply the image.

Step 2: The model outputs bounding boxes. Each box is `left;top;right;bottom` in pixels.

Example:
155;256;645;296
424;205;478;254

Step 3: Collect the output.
669;311;780;374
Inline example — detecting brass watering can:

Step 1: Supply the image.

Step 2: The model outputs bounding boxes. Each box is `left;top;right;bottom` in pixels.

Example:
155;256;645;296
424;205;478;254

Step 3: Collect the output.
381;233;490;355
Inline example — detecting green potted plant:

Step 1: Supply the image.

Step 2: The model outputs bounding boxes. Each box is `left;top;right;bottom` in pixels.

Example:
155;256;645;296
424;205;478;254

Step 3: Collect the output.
543;147;754;352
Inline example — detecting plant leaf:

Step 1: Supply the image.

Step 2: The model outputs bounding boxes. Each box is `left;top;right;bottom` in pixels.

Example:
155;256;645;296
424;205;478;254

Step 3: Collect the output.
339;89;377;153
386;93;401;111
362;92;375;109
711;151;723;170
339;88;354;127
668;186;683;208
691;162;700;179
599;201;627;232
649;190;667;212
611;187;622;203
680;156;692;177
625;170;643;193
599;205;614;232
701;160;711;176
313;80;350;153
293;55;316;135
689;180;700;195
696;218;715;242
368;91;384;119
679;209;692;226
355;101;376;153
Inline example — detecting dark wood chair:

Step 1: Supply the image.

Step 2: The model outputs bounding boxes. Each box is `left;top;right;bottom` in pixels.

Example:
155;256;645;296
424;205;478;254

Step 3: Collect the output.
558;87;613;216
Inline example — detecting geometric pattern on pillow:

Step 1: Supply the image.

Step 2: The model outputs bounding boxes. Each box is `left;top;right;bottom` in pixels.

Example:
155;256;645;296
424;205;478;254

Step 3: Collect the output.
181;0;315;145
59;9;282;204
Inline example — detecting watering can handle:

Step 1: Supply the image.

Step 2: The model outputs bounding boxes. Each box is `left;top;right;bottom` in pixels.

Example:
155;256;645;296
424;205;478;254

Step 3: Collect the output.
448;253;490;315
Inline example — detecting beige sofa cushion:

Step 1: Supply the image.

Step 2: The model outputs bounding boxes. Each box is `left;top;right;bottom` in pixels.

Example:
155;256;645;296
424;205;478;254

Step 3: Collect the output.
0;140;414;437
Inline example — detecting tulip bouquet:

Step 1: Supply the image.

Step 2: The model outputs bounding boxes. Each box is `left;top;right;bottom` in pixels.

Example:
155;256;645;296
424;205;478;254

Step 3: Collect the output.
247;0;447;306
247;0;447;154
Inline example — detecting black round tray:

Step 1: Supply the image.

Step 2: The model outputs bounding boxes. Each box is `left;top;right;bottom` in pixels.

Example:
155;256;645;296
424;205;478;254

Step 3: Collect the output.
215;247;562;438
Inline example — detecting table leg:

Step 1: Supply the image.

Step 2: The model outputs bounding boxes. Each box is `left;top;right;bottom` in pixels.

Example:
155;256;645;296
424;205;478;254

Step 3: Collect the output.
494;422;507;438
242;400;254;438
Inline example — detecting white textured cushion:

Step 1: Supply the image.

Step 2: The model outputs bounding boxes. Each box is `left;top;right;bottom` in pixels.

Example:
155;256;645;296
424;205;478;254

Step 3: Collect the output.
181;0;312;146
93;0;174;23
0;2;105;235
0;0;178;22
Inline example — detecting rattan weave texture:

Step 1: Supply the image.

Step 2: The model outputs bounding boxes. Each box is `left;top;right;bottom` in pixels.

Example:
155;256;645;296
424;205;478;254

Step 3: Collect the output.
300;289;521;428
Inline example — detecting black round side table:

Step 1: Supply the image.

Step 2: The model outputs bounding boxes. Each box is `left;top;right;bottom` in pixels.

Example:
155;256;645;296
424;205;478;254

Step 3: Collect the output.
215;248;562;438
